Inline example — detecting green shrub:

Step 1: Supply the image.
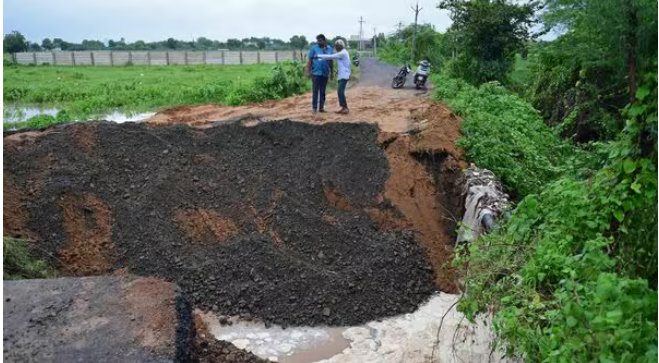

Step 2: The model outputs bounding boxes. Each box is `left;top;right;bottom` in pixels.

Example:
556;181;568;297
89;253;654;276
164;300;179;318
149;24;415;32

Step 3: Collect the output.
433;73;566;196
452;67;658;362
3;238;54;280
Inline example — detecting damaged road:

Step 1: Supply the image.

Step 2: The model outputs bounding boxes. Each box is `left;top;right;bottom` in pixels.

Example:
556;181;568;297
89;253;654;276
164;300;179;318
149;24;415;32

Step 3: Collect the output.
4;120;445;327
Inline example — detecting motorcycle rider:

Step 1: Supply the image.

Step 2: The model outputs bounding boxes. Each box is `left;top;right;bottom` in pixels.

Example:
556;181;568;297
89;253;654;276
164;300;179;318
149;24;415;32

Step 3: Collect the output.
414;59;431;89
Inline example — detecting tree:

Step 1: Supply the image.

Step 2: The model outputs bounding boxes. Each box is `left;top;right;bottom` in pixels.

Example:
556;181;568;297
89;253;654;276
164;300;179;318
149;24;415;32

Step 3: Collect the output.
4;31;28;53
543;0;657;104
196;37;214;50
28;42;42;52
166;37;177;49
227;38;241;49
81;40;105;50
289;35;308;50
527;0;657;141
52;38;64;49
41;38;53;50
257;40;266;49
438;0;540;84
378;24;450;66
132;40;147;50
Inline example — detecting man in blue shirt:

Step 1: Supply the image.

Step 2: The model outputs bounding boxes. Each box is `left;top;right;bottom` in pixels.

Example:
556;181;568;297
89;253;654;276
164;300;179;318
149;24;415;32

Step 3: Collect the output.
306;34;333;114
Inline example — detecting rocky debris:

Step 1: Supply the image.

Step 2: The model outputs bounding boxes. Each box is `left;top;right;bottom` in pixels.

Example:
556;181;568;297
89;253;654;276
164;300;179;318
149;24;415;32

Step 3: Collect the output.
3;275;192;363
457;164;511;244
4;120;436;327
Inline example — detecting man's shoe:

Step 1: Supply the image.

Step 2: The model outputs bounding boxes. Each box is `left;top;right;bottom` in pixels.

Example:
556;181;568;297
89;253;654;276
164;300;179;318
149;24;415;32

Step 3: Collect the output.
319;108;326;113
312;109;318;114
338;108;349;114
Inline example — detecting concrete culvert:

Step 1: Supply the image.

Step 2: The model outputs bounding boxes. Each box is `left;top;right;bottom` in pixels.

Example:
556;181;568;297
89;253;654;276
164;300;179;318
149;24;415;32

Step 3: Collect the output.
3;119;465;328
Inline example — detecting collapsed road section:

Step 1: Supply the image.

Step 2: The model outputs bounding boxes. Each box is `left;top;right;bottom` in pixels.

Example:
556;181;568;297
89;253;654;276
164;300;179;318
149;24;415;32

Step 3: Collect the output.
4;119;464;328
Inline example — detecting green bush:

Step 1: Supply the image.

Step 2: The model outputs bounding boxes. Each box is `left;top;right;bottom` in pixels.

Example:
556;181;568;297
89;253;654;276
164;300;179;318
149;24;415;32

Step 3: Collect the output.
451;68;658;362
3;238;54;280
432;73;566;196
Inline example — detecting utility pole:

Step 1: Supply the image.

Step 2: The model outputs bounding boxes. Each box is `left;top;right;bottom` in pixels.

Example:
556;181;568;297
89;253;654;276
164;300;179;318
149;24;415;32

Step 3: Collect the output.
373;27;377;55
358;16;366;51
410;2;422;62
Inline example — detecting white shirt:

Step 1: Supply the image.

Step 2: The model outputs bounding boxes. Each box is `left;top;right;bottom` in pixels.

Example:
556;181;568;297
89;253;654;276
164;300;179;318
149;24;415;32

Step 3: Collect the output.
317;49;351;80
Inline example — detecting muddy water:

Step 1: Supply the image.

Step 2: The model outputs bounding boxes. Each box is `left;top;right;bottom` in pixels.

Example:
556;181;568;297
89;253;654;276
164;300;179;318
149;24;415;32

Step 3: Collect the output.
200;294;510;363
198;311;349;363
2;106;155;124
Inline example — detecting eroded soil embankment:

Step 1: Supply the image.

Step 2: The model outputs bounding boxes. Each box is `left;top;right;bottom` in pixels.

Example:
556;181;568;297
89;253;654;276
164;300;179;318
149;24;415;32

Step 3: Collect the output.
3;119;464;328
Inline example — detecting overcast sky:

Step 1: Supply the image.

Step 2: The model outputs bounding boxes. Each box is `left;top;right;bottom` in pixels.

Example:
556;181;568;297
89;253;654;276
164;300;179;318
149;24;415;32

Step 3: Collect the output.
3;0;453;43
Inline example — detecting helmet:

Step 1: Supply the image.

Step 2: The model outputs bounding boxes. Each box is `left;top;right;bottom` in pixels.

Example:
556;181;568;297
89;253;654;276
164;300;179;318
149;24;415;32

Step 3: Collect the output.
419;60;430;67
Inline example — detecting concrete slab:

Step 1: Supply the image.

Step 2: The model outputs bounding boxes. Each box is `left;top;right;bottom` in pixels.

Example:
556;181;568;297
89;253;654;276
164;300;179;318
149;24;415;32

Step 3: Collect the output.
3;275;192;363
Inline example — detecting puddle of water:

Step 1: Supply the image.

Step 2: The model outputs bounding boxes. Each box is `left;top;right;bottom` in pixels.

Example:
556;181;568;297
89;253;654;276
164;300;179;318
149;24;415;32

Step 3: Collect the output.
198;311;349;363
3;107;59;123
2;106;155;124
199;294;509;363
98;111;156;123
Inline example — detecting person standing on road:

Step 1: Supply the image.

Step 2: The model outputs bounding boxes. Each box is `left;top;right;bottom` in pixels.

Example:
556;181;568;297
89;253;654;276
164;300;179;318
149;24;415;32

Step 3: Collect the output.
314;39;351;114
306;34;333;114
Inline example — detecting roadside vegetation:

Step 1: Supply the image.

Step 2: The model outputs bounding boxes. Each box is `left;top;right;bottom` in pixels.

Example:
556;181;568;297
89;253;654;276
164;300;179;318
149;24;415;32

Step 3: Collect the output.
381;0;657;361
3;61;309;130
3;237;54;280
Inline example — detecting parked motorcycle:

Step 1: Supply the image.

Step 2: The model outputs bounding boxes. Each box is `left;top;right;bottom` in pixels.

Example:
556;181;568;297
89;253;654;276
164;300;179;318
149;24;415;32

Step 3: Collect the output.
413;60;431;89
391;63;411;89
352;55;360;67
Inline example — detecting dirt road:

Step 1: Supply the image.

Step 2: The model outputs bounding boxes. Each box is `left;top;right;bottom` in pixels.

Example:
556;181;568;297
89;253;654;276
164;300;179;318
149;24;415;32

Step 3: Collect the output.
147;58;435;133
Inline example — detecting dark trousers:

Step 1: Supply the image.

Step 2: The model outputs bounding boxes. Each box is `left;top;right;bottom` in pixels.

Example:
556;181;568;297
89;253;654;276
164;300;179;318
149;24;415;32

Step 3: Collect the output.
337;79;348;108
312;75;328;111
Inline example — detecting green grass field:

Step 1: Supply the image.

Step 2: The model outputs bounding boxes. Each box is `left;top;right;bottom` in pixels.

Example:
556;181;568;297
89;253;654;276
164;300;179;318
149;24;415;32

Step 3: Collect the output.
3;64;274;120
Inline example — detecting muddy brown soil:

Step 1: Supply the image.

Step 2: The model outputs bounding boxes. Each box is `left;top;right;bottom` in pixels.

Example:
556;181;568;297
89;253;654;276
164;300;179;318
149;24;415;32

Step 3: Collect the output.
147;86;429;133
59;193;114;275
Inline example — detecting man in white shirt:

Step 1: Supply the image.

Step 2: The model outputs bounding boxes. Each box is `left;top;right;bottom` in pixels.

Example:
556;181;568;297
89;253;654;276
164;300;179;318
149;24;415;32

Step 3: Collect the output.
314;39;351;114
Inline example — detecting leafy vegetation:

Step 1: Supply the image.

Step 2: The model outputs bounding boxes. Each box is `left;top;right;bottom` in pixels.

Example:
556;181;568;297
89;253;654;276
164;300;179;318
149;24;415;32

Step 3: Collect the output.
3;237;54;280
377;23;451;67
528;0;658;143
424;0;658;360
438;0;540;84
3;30;28;53
433;74;566;197
4;61;309;129
450;71;657;362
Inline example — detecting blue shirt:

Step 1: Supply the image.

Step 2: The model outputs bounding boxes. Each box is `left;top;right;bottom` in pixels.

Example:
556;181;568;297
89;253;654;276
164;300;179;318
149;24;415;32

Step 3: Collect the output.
308;44;333;76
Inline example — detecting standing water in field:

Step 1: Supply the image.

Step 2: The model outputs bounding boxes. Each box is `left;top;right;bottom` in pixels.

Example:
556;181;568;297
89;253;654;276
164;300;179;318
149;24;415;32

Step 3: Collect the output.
2;106;156;126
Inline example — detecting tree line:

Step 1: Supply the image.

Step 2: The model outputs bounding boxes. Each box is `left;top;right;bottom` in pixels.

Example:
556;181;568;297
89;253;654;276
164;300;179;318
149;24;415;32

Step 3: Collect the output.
3;31;360;53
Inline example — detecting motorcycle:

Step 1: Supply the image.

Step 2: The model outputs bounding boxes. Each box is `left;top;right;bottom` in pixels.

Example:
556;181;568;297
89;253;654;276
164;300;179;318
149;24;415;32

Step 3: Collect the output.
413;60;431;89
391;63;411;89
352;55;360;67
